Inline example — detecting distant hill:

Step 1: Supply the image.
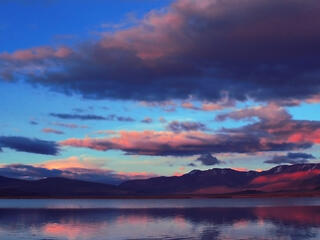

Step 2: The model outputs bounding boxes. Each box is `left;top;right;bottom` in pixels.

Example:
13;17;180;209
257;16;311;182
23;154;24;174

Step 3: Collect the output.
0;163;319;198
0;176;128;197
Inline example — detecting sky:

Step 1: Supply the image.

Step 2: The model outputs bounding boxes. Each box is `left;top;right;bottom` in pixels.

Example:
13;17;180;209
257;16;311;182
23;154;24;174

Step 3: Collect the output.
0;0;319;184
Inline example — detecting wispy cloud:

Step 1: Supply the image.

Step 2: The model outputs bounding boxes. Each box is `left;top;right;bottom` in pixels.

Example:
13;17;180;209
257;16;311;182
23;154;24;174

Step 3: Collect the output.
166;121;208;133
49;113;135;122
42;128;64;135
49;113;106;120
141;117;153;124
52;122;88;129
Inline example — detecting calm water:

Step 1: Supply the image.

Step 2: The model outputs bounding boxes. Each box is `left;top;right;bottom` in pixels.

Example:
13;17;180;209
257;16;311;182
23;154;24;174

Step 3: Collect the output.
0;198;319;240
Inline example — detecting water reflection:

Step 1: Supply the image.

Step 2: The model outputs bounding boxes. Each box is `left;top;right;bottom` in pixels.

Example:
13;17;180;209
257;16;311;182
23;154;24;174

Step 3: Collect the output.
0;206;319;239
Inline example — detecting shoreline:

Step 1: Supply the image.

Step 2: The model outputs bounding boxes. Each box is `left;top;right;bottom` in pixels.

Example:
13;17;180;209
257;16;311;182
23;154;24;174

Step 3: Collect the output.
0;191;319;199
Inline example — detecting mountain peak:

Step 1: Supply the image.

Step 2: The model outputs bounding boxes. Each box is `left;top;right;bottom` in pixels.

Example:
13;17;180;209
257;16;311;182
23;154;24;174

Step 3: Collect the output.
186;169;202;175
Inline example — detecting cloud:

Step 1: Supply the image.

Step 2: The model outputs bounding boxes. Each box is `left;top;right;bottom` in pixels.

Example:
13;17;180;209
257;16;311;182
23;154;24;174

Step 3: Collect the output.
0;164;63;180
49;113;107;120
264;152;316;165
52;122;88;129
0;136;59;155
2;0;320;103
39;156;104;170
181;102;228;111
188;162;196;167
166;121;208;133
111;115;135;122
216;103;290;123
0;162;157;185
95;130;117;135
159;117;167;123
59;105;320;157
42;128;64;135
140;101;177;112
0;46;71;61
141;117;153;123
218;103;320;146
29;120;38;125
59;125;314;157
72;106;94;113
196;153;222;166
181;95;235;111
49;113;135;122
232;167;249;172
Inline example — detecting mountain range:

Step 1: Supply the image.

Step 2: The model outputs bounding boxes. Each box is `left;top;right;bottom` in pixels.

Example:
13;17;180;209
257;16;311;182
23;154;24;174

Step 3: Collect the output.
0;163;319;198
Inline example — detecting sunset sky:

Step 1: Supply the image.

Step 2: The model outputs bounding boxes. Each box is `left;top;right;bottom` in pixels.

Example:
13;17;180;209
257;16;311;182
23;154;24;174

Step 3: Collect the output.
0;0;319;184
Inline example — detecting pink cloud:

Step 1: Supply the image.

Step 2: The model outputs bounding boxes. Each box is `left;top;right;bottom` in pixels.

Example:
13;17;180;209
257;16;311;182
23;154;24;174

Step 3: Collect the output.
100;7;184;60
39;156;158;181
60;130;219;156
173;167;186;176
0;46;72;61
232;167;248;172
59;106;320;156
52;122;88;129
38;156;104;170
1;157;158;184
216;103;290;123
182;96;235;112
42;128;64;135
140;101;177;112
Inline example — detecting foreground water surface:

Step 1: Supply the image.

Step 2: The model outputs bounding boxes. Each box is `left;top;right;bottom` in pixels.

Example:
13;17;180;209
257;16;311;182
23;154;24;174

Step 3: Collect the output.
0;198;319;240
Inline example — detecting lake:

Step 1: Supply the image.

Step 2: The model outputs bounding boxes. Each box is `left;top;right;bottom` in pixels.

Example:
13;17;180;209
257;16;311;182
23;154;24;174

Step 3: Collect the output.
0;198;319;240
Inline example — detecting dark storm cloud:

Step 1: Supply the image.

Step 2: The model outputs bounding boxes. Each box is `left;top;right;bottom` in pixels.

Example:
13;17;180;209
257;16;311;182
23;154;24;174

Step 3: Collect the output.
264;152;316;165
166;121;208;133
0;136;59;155
196;153;222;166
1;0;320;103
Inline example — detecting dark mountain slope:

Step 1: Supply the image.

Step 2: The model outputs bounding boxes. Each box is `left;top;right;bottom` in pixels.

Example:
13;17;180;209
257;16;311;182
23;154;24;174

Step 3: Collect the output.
120;169;259;194
0;177;128;197
0;163;319;197
120;163;320;195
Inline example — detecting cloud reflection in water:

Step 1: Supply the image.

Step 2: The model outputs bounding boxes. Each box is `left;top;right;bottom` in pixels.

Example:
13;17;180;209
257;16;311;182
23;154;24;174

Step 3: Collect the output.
0;206;319;239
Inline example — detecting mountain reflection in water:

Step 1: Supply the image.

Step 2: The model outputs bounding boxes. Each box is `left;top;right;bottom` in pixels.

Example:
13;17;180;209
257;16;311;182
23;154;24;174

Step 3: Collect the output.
0;206;319;240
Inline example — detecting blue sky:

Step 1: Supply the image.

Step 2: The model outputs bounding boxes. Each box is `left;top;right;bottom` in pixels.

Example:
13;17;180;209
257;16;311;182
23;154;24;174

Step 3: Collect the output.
0;0;173;51
0;0;319;183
